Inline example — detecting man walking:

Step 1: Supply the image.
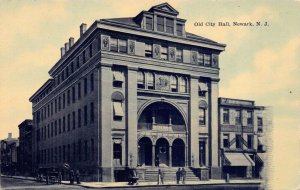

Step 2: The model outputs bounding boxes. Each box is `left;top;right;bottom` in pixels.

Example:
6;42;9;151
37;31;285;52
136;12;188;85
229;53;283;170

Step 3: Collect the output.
157;169;164;185
181;168;186;184
176;168;181;184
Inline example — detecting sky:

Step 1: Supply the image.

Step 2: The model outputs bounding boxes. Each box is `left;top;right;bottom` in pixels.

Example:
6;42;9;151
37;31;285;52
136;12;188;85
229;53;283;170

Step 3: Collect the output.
0;0;299;189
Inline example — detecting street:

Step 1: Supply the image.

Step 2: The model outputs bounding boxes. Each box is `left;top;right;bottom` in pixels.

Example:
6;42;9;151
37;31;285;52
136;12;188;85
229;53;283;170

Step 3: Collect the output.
0;177;263;190
0;177;85;190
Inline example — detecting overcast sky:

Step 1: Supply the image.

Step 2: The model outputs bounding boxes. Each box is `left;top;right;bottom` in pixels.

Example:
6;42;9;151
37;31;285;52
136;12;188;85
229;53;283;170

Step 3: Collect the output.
0;1;299;189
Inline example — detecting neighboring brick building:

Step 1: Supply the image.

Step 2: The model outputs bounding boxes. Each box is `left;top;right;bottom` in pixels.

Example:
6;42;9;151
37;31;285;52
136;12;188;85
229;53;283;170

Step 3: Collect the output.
218;97;270;179
29;3;226;181
18;119;33;175
0;133;19;175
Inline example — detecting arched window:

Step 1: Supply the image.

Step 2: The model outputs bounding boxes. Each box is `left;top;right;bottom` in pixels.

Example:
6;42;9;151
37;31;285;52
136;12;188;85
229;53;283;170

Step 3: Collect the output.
179;77;187;93
137;71;145;89
147;72;154;90
170;75;178;92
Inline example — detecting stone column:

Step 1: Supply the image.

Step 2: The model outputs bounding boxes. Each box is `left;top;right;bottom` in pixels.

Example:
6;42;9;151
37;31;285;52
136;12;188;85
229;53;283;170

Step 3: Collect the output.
152;145;155;167
190;76;199;167
126;67;138;168
209;80;221;179
99;63;113;182
169;145;172;167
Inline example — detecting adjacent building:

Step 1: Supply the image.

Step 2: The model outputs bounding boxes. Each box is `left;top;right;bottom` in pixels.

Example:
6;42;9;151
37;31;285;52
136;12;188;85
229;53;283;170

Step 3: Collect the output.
218;97;270;179
29;3;225;181
18;119;33;175
0;133;19;175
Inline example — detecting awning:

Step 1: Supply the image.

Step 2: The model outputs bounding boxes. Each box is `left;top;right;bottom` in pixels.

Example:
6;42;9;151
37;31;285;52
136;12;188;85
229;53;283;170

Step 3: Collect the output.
113;102;124;117
224;153;255;166
113;71;124;82
198;83;208;91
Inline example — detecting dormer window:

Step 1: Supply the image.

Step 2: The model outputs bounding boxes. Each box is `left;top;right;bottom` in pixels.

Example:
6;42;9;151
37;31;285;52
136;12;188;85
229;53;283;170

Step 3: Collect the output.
146;17;153;30
157;16;164;32
166;18;174;34
176;24;183;36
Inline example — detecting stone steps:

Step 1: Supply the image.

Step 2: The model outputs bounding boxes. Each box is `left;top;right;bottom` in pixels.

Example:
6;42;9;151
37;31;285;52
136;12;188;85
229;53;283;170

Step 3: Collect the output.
143;167;200;182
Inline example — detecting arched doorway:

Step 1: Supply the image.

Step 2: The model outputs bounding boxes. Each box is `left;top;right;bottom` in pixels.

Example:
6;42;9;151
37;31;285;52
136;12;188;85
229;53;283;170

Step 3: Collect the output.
172;138;185;167
138;137;152;166
155;138;169;167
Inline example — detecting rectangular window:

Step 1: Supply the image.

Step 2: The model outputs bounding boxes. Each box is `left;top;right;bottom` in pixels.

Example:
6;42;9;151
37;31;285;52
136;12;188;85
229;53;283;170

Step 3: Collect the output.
176;24;183;36
78;109;81;128
72;86;76;103
67;90;70;105
91;139;94;161
199;108;206;125
113;142;122;165
78;82;81;100
62;116;66;132
90;102;94;123
166;18;174;34
110;38;118;52
247;135;253;149
58;96;61;111
83;50;86;63
161;46;168;60
89;44;93;58
54;120;57;136
55;99;57;113
67;114;70;131
63;145;66;162
146;17;153;30
47;124;50;138
113;102;124;120
63;93;65;109
223;109;229;123
84;140;88;161
223;134;230;148
147;73;154;90
72;111;76;129
71;61;74;73
170;76;177;92
145;43;153;58
58;118;61;134
204;54;211;66
235;110;241;124
236;135;242;149
84;105;88;126
90;73;94;91
119;40;127;53
77;56;80;69
66;67;69;78
247;111;253;125
72;143;76;162
67;144;70;162
48;104;50;117
84;78;87;95
176;48;183;62
157;16;164;32
199;141;206;166
78;140;81;161
51;122;53;137
59;146;61;162
258;117;263;132
51;102;53;115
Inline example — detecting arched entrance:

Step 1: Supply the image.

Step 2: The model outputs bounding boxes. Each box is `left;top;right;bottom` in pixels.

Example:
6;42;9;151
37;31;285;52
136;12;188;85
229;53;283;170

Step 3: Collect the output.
172;138;185;167
155;138;169;167
138;137;152;166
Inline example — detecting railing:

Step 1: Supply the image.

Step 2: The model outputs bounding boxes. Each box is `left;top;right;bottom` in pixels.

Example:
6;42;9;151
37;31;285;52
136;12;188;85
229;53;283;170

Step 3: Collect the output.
137;123;185;132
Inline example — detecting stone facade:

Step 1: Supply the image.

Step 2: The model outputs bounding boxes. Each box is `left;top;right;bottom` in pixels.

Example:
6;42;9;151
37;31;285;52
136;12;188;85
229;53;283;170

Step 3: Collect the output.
29;3;226;182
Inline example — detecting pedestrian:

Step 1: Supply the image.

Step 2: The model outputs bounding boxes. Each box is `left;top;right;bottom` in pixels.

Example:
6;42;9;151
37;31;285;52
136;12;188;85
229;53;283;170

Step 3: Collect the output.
157;169;164;185
75;170;80;184
181;168;186;184
155;155;160;167
69;170;74;184
176;168;181;184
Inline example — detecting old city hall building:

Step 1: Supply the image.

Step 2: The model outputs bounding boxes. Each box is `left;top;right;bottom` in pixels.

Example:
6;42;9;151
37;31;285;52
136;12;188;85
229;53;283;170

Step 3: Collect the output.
29;3;227;181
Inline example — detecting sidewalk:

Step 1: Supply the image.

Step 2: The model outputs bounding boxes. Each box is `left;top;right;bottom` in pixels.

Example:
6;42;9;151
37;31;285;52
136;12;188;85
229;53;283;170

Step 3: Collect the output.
1;174;263;189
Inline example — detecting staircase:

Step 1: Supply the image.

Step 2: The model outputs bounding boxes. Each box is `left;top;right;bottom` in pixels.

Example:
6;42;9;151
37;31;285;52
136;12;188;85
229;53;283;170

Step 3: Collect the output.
143;167;200;182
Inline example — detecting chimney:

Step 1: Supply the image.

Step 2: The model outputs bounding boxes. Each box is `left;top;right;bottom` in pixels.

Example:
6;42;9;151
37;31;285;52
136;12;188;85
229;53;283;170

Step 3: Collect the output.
69;37;74;48
61;47;65;57
80;23;87;37
65;42;69;52
8;133;12;139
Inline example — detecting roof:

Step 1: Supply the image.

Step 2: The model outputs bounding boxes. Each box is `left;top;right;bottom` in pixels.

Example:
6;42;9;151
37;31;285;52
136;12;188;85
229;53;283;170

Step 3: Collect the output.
103;17;140;27
29;79;54;102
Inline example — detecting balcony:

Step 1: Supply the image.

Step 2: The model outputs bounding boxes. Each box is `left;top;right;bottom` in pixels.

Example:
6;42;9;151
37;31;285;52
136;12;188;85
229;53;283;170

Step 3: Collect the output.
138;123;185;132
220;125;254;133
